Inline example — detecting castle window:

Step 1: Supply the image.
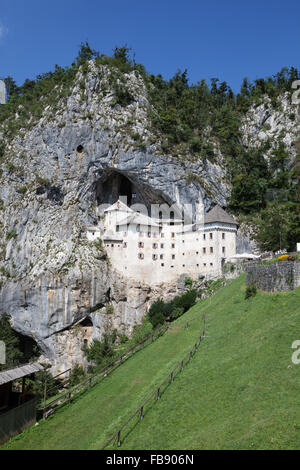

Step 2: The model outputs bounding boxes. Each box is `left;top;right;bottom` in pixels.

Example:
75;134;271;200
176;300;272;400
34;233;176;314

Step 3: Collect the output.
136;224;140;232
203;234;206;240
138;242;144;248
152;254;158;261
153;243;158;249
203;263;206;266
123;242;127;248
210;263;213;266
138;253;144;260
222;233;225;240
171;233;175;238
182;253;185;256
161;243;164;249
210;233;213;240
172;244;175;249
222;247;226;254
77;145;84;153
210;247;213;253
203;247;206;254
161;233;164;238
182;240;185;243
161;263;164;267
116;225;120;232
170;211;175;226
196;251;199;255
160;254;164;259
172;254;175;260
111;244;114;247
197;264;199;267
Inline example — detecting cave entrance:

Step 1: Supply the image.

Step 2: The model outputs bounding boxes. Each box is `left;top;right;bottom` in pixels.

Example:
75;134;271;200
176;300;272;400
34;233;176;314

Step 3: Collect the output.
95;170;169;214
96;171;133;207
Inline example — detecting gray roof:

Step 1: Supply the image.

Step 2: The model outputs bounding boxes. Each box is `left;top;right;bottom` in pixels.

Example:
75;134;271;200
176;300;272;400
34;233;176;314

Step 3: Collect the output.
0;362;44;386
204;205;237;226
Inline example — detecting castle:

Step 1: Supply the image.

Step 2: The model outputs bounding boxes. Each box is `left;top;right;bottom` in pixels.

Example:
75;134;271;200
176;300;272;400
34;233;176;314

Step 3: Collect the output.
87;199;238;284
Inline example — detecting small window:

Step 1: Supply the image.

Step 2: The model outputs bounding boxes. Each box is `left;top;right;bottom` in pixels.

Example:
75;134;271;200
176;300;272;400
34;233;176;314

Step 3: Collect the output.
171;233;175;238
203;247;206;254
123;242;127;248
147;232;151;238
203;263;206;267
160;243;164;249
210;233;213;240
138;253;144;260
172;244;175;249
196;251;199;255
182;253;185;256
136;224;140;232
182;240;185;243
196;264;199;267
153;243;158;249
160;254;164;259
203;234;206;240
222;233;225;240
182;264;185;267
116;225;120;232
138;242;144;248
222;246;226;254
161;233;164;238
172;254;175;260
152;254;158;261
111;244;114;247
210;247;213;254
210;263;213;266
161;263;164;266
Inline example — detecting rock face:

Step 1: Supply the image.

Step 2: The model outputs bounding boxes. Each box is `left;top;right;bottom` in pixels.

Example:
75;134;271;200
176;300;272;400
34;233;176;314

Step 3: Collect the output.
0;62;298;373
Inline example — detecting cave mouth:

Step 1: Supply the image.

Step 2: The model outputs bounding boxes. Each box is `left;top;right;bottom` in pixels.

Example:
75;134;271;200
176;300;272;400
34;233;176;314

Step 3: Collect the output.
79;317;93;327
95;169;169;214
15;331;41;364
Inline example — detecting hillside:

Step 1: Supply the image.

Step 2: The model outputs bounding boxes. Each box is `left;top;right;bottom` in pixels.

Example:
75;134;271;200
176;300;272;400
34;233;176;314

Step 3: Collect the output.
2;274;300;450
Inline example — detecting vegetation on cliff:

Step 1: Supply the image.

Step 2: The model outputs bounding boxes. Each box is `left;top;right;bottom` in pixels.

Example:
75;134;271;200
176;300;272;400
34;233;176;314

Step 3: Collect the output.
0;42;299;252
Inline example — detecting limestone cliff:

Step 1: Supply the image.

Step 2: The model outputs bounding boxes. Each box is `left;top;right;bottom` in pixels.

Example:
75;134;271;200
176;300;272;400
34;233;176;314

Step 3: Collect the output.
0;61;298;372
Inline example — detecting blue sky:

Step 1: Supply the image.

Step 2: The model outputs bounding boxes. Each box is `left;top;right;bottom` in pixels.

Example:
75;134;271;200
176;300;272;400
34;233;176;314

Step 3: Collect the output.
0;0;299;92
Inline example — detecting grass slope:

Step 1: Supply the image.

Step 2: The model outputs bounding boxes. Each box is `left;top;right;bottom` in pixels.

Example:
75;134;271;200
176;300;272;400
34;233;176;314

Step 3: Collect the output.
3;274;300;450
120;275;300;450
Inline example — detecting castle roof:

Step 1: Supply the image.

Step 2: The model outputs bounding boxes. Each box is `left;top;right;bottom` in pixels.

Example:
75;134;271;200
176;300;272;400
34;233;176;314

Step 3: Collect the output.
104;200;133;213
118;212;160;228
204;205;237;226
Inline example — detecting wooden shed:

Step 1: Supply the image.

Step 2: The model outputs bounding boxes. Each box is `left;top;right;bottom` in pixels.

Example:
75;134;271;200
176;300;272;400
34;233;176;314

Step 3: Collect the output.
0;362;44;445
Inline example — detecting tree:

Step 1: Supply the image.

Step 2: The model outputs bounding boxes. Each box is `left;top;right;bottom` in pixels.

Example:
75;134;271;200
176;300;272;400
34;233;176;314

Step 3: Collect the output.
0;314;23;370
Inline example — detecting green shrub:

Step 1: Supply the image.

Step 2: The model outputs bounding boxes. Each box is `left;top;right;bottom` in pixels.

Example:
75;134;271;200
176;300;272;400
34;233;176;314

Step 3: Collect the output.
6;230;17;240
69;364;86;386
245;284;257;300
184;277;193;287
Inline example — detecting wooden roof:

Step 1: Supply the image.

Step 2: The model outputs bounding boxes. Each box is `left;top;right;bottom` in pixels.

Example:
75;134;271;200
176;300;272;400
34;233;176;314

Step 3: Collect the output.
0;362;44;386
204;205;237;225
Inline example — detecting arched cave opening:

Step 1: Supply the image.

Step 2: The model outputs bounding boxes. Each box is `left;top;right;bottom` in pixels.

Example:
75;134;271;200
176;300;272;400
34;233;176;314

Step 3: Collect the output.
79;317;93;327
95;170;169;214
15;331;40;364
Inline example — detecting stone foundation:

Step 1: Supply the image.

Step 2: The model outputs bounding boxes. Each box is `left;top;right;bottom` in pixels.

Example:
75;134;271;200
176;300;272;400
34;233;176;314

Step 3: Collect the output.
246;261;300;292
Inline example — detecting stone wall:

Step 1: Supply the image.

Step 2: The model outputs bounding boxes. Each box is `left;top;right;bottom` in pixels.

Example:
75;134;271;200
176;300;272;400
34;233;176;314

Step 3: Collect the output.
246;261;300;292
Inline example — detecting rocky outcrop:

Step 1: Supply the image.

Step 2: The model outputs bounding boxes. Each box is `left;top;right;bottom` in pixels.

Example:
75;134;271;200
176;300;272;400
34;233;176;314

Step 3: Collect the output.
0;62;298;373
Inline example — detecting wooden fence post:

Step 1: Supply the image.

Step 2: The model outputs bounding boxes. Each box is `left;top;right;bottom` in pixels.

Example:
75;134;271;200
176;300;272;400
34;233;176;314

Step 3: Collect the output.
181;360;184;371
43;378;47;420
157;387;160;400
140;406;144;421
117;430;121;447
170;372;174;383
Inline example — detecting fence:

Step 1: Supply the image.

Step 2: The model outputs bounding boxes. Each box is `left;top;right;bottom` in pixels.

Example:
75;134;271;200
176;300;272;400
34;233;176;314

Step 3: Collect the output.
0;396;37;445
41;323;169;419
101;313;206;449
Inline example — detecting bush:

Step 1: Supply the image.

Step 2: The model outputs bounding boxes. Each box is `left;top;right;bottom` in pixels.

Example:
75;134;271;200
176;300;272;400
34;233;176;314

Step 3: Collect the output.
245;284;257;300
148;290;197;327
184;277;193;287
69;364;86;386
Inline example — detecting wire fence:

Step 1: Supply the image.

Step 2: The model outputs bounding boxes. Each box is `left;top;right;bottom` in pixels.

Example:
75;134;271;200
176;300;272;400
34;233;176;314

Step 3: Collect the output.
41;323;169;419
101;313;206;449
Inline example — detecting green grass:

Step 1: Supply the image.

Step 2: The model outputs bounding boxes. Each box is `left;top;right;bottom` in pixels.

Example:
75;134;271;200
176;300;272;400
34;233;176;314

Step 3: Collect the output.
2;274;300;450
